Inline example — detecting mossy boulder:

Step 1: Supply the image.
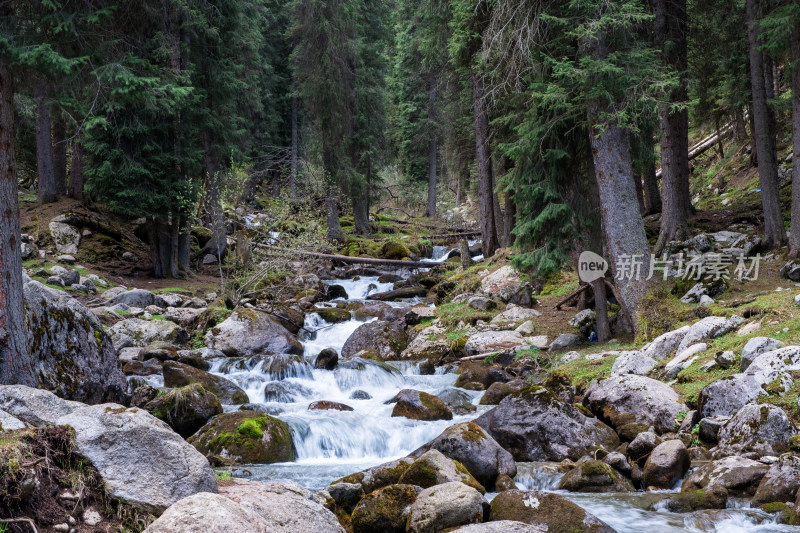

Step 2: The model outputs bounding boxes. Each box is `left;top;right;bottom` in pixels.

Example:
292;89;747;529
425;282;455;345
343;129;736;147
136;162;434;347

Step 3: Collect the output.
398;449;484;493
490;489;616;533
436;388;477;415
556;460;634;493
341;320;409;360
758;502;800;525
315;307;352;324
143;384;222;438
334;457;414;495
162;360;249;405
390;389;453;421
480;379;527;405
382;241;411;260
188;411;294;466
454;361;492;389
664;487;728;512
351;484;420;533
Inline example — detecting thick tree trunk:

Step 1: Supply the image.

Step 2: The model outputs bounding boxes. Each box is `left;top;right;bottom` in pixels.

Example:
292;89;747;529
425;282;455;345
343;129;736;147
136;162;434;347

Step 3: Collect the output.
353;188;371;235
503;191;516;248
67;142;85;200
653;0;690;255
471;70;499;258
789;19;800;257
459;238;472;270
0;52;34;387
491;162;504;248
35;79;56;204
177;216;191;273
592;279;610;342
635;175;645;215
746;0;785;249
52;113;67;196
733;109;747;143
290;91;298;199
426;73;437;219
748;105;758;167
326;186;344;242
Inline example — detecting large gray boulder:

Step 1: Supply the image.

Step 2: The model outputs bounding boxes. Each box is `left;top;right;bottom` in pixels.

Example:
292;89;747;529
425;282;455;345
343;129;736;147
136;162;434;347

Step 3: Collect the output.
163;361;248;405
399;450;484;492
219;479;345;533
453;522;547;533
740;337;784;371
0;408;25;431
557;460;633;493
49;217;81;254
414;422;516;490
57;404;218;513
143;493;272;533
640;326;690;360
611;351;657;376
341;320;408;360
697;374;767;417
642;440;690;489
464;331;527;356
401;324;452;360
682;456;769;496
675;316;743;354
583;374;686;434
752;455;800;506
23;279;127;403
108;318;181;348
205;309;303;356
0;385;81;426
714;404;796;458
475;386;619;462
406;481;484;533
107;288;168;309
489;490;616;533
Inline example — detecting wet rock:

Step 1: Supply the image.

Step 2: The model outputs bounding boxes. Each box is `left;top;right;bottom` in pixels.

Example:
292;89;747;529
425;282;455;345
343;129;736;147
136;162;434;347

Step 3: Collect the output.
602;452;631;477
406;481;484;533
715;350;735;369
664;487;728;512
752;455;800;506
489;490;616;533
557;460;633;493
314;307;351;324
464;331;527;356
109;318;182;348
714;404;797;458
455;361;496;390
390;389;452;421
351;484;420;533
495;474;517;492
309;401;353;411
350;390;372;401
584;375;686;435
189;411;294;466
0;385;80;427
315;349;339;370
611;351;657;376
259;354;313;380
740;337;785;371
437;388;477;414
23;278;127;403
263;381;314;403
399;449;484;492
325;284;349;300
627;431;662;462
58;404;217;513
163;361;248;405
335;457;415;495
699;416;730;443
143;384;223;438
414;422;516;490
640;326;691;360
475;386;619;462
205;308;303;356
682;456;769;496
142;341;179;361
548;333;581;352
480;379;527;405
341;320;408;360
401;324;452;360
643;440;690;489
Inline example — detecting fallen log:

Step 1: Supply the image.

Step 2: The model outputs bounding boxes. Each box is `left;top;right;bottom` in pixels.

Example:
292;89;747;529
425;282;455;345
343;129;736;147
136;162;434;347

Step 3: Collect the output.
426;231;481;240
656;122;734;178
366;286;429;301
254;243;441;269
381;217;475;233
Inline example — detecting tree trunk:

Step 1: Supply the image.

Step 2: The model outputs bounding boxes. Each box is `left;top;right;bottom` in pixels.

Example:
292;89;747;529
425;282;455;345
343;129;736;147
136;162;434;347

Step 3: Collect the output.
178;216;191;273
353;188;371;235
35;79;56;204
789;18;800;257
748;105;758;166
733;109;747;143
503;191;516;248
635;175;645;215
459;238;472;270
491;161;504;248
204;130;227;261
587;33;651;334
592;278;610;342
52;113;67;196
746;0;785;249
290;91;298;199
0;51;34;387
67;142;85;200
326;186;344;242
642;139;662;215
471;70;499;258
653;0;690;255
426;72;437;219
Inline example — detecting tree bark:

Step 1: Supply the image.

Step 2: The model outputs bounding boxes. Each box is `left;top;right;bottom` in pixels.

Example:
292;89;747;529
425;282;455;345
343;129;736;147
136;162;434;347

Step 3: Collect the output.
35;79;56;204
290;90;298;199
67;142;85;200
503;190;516;248
204;130;227;261
653;0;690;255
459;238;472;270
325;186;344;242
789;17;800;257
471;70;499;258
426;72;437;219
746;0;785;249
592;278;610;341
353;188;371;235
642;138;662;215
0;50;35;387
733;109;747;144
52;113;67;196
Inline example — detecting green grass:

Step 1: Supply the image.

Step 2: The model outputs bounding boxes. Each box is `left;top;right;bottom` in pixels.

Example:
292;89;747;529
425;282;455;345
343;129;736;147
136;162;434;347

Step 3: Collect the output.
214;469;233;481
153;287;191;294
553;354;617;393
435;302;494;328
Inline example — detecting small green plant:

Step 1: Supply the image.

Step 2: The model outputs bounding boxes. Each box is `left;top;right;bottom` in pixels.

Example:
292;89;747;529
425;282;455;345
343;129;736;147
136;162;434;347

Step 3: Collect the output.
484;353;499;365
215;469;233;481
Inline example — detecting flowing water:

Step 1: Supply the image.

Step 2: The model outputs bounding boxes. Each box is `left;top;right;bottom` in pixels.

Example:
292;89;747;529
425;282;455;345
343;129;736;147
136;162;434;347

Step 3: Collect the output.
209;274;799;533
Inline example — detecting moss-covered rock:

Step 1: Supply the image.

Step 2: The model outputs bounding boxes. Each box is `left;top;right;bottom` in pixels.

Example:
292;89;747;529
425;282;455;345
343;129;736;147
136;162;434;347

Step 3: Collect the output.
334;457;414;494
664;487;728;512
556;460;634;493
480;379;527;406
490;489;616;533
398;449;484;493
315;307;352;324
382;241;411;260
143;384;222;438
390;389;452;421
188;411;294;466
162;360;248;405
758;502;800;525
351;484;420;533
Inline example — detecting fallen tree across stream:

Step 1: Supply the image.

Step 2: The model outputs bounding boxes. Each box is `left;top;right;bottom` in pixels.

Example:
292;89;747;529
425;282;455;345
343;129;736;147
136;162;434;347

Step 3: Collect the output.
254;243;449;270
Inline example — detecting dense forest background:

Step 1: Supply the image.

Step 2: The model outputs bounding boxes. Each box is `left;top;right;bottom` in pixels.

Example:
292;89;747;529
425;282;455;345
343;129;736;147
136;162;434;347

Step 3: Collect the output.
0;0;799;337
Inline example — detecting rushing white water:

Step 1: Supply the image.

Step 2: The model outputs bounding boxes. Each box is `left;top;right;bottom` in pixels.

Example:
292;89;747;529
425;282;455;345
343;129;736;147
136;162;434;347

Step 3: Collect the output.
208;272;800;533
